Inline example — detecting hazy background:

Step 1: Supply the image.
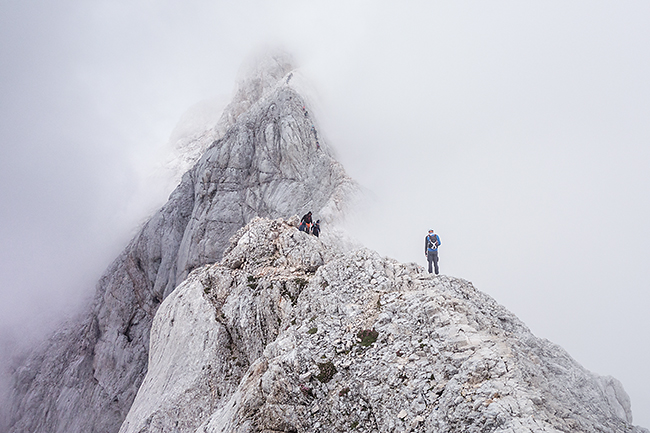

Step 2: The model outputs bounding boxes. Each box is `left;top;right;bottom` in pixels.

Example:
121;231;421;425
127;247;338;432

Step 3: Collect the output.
1;0;648;426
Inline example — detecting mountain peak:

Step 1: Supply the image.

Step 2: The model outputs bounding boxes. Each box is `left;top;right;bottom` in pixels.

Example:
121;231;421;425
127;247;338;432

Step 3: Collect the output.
7;56;356;433
6;52;646;433
120;216;646;433
169;50;298;180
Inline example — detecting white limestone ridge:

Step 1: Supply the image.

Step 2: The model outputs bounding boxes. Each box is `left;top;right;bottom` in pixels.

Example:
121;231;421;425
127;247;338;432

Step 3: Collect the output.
6;53;358;433
6;51;647;433
119;217;647;433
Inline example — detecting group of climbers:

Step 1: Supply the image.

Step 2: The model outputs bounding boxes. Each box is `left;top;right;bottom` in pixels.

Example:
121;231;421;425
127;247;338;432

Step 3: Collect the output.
299;211;321;237
298;212;441;273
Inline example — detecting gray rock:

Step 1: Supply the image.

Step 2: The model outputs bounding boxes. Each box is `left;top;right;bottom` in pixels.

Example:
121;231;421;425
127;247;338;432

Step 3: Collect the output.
121;217;647;433
168;51;296;185
7;51;646;433
7;54;357;433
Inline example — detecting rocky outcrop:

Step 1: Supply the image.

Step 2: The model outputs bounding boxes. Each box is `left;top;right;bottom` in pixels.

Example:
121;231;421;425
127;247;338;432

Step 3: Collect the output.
7;56;357;433
7;51;646;433
120;217;647;433
169;51;296;182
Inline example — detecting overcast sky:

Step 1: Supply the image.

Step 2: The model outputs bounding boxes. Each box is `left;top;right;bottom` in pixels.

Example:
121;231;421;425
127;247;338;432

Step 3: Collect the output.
1;0;648;427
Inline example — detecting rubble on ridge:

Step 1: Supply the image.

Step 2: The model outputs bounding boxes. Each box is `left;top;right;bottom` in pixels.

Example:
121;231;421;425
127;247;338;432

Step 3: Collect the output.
120;217;645;433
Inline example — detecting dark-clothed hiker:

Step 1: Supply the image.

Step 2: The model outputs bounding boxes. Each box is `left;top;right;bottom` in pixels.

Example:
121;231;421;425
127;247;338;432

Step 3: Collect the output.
312;220;321;237
424;229;441;275
299;212;313;233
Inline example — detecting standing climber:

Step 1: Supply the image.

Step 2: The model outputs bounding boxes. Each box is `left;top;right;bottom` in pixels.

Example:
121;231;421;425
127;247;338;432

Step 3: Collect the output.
311;220;321;237
299;211;313;233
424;229;441;275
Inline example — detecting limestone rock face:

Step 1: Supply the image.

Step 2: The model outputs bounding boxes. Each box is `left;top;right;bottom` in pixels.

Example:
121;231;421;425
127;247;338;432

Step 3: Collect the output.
120;217;647;433
7;56;356;433
169;51;296;182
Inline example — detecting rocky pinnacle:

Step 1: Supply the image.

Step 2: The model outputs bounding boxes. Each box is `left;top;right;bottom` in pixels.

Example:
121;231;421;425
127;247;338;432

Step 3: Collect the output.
7;55;357;433
6;53;646;433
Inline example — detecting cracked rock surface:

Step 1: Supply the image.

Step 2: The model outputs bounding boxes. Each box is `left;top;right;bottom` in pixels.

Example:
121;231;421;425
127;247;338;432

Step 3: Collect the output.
7;55;356;433
121;217;647;433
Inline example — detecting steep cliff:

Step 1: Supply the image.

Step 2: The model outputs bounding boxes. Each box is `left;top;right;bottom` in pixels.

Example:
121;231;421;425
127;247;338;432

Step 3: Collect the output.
8;52;646;433
120;216;646;433
7;56;356;433
168;52;297;182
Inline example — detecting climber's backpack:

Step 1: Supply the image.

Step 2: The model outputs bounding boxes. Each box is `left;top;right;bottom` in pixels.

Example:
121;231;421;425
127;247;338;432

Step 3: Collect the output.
427;234;438;250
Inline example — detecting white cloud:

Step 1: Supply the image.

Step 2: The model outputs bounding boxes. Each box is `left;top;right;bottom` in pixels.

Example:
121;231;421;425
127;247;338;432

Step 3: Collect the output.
1;0;649;427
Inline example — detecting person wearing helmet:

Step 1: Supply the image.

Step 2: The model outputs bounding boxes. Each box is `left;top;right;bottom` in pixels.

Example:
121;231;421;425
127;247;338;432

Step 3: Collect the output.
424;229;441;275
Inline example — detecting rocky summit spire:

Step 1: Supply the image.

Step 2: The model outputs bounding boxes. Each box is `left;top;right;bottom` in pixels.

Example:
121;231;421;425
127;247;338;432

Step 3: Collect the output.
7;51;647;433
7;54;357;433
169;50;297;180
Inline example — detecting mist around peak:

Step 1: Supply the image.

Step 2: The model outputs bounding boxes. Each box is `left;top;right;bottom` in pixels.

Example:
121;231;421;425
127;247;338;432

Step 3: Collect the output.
2;51;361;433
1;1;649;428
166;49;303;184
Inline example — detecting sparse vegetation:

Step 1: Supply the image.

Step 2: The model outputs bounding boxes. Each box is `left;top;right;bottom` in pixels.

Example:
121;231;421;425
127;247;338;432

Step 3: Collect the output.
316;361;337;383
307;327;318;335
300;384;314;398
357;329;379;347
294;277;308;290
280;278;309;306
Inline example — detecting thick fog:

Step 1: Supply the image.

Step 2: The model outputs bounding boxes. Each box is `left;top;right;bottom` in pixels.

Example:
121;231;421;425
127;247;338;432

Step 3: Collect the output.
1;0;648;427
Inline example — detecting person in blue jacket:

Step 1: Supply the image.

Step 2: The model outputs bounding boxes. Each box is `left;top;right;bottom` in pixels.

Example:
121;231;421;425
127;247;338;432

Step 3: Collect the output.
424;229;441;274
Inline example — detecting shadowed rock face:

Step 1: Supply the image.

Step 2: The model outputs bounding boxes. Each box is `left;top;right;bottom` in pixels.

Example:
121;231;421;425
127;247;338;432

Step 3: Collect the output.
7;59;357;433
8;51;647;433
119;217;647;433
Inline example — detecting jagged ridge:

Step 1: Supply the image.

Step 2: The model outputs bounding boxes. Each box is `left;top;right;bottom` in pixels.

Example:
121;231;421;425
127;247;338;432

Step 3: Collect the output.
8;58;357;433
120;216;645;433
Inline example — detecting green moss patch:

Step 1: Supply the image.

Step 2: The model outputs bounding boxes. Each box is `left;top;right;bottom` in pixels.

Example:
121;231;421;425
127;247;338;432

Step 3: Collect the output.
316;361;337;383
357;329;379;347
